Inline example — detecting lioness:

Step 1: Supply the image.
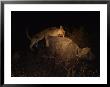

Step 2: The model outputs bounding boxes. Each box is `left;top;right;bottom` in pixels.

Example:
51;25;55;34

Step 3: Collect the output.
26;26;65;50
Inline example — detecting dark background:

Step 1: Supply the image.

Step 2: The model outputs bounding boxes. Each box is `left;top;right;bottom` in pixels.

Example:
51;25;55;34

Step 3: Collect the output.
11;11;100;50
11;11;100;76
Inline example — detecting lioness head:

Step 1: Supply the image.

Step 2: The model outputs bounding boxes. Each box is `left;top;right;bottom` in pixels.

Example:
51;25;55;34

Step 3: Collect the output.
58;25;65;37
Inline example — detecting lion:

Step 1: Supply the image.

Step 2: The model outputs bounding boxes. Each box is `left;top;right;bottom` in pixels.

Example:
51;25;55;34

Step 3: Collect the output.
26;26;65;50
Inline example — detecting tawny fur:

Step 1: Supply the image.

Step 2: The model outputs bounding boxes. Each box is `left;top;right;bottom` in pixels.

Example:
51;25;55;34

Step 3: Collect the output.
26;26;65;50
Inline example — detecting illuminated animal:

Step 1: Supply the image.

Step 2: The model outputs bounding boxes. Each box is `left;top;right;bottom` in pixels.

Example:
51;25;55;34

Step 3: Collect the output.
26;26;65;50
77;47;91;58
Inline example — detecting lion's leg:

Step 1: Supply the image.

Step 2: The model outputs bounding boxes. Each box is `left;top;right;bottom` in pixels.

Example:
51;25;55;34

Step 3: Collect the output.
45;36;49;47
30;39;37;50
30;36;44;50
